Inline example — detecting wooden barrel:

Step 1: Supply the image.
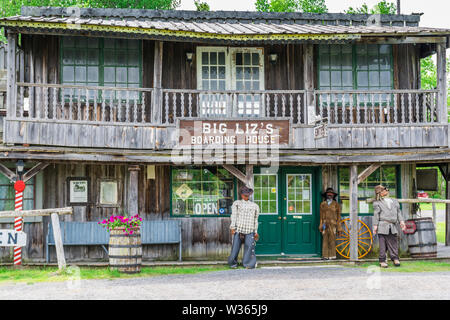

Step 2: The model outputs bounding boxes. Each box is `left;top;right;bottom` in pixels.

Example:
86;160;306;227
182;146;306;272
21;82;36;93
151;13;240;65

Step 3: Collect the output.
406;218;437;258
109;226;142;273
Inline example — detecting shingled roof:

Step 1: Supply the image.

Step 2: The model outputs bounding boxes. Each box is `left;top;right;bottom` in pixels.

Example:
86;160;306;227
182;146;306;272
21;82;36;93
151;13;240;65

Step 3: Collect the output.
1;6;449;44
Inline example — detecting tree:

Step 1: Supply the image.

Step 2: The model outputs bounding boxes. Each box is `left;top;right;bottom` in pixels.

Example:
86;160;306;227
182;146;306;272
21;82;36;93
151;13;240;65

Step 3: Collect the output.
194;1;210;11
255;0;327;13
345;0;396;15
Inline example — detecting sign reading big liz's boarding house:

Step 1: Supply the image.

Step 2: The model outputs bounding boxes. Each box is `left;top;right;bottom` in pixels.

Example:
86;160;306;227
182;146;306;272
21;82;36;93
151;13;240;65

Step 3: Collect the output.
178;120;290;146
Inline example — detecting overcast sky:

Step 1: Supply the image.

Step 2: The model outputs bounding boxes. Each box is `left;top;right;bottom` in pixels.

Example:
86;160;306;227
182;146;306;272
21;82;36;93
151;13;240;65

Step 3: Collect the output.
178;0;450;28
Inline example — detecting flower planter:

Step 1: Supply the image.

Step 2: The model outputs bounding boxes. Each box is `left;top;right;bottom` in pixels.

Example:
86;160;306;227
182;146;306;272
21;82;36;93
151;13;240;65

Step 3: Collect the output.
108;226;142;274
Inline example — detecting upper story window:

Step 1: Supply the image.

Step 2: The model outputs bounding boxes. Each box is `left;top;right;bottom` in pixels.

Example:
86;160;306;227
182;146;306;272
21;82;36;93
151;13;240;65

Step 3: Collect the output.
196;47;265;117
318;44;393;91
61;37;142;90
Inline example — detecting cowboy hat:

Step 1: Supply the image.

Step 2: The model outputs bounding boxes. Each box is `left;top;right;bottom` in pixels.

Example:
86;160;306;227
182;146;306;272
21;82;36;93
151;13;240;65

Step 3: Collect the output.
321;187;338;199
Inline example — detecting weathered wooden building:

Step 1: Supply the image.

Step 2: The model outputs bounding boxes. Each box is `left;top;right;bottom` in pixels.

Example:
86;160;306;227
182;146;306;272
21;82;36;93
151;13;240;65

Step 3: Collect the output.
0;6;449;262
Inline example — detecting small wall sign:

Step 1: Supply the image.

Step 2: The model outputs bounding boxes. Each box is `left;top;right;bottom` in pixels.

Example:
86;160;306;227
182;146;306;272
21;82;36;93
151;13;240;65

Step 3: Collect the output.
67;177;90;205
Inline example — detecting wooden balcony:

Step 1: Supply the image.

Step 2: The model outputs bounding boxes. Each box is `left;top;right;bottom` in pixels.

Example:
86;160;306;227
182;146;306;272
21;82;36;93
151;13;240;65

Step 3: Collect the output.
3;82;449;150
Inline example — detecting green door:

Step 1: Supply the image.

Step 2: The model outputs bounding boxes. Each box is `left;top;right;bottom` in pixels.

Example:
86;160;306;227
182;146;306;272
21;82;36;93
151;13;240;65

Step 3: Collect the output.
255;167;321;256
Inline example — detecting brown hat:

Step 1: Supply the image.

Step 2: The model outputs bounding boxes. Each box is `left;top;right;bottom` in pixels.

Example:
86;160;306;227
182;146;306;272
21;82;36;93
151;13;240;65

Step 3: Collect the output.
322;187;338;199
374;185;388;195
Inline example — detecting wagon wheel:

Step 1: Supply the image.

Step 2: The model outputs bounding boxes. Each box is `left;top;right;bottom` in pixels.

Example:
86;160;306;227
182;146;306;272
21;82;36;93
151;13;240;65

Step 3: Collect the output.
335;218;373;259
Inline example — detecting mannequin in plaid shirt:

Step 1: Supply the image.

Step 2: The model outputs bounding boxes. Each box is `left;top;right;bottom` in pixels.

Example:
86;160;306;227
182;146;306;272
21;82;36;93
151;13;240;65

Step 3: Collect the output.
228;186;260;269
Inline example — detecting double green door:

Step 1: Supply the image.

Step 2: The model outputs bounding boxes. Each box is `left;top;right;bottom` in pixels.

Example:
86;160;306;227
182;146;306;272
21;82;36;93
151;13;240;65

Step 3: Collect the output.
255;167;321;255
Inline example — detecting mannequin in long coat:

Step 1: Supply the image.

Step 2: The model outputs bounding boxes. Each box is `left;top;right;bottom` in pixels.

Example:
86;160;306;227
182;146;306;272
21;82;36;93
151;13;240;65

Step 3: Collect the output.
319;188;343;259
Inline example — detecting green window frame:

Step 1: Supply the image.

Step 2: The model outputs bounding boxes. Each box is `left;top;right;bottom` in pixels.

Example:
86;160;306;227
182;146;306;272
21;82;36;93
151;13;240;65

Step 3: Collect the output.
170;166;236;217
0;174;35;211
60;36;142;101
337;165;401;216
318;44;394;106
254;173;278;215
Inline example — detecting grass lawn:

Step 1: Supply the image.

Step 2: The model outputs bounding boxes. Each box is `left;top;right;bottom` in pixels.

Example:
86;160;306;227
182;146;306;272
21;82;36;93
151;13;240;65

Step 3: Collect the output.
417;203;446;211
352;260;450;272
0;265;228;285
436;222;446;243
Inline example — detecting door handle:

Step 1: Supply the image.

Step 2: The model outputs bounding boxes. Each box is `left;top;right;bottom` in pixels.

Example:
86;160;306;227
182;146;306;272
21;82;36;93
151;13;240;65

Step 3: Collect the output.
278;216;282;220
283;217;287;220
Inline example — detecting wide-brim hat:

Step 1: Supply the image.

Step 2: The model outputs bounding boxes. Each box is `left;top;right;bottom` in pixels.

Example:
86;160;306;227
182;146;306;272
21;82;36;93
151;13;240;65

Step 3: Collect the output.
240;186;254;196
322;187;338;198
375;185;388;195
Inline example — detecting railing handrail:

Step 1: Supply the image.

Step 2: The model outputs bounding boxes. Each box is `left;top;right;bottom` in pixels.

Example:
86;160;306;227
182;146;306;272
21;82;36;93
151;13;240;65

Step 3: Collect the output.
162;88;307;94
315;89;439;94
16;82;154;93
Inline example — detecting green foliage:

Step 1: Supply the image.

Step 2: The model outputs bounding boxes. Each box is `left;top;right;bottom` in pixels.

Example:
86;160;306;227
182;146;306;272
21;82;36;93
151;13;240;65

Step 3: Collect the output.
255;0;327;13
421;56;437;90
346;0;396;15
194;0;210;11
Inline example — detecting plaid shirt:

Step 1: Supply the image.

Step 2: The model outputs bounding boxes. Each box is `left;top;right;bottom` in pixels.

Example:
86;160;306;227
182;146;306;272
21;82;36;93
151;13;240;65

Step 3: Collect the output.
230;200;260;234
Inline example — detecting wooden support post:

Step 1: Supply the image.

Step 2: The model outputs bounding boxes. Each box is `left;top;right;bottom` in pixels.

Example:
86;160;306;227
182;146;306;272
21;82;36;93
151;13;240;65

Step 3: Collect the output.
0;163;16;181
432;202;437;228
446;168;450;246
357;164;381;185
128;165;140;216
349;165;358;261
436;43;447;124
303;43;314;124
6;32;17;119
223;164;247;185
51;213;66;270
23;162;49;183
152;41;163;124
245;164;254;189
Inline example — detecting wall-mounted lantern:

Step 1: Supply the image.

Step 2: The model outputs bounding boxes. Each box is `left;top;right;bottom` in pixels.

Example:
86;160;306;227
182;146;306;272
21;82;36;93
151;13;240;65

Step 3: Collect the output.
269;53;278;65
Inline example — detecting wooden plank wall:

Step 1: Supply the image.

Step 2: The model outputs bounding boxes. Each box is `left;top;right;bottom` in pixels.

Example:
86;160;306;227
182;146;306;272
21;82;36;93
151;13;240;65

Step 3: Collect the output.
36;164;232;262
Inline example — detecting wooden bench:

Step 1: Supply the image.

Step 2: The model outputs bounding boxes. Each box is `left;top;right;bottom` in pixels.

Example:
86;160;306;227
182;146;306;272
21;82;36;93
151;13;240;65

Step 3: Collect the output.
46;220;182;262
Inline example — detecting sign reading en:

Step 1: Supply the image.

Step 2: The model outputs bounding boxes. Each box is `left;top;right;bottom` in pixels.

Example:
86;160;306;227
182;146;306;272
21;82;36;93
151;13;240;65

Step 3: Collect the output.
0;230;27;247
179;120;290;146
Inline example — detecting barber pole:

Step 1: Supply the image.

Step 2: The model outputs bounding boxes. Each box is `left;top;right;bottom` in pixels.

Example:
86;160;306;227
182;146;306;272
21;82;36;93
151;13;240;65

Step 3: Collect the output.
13;180;26;266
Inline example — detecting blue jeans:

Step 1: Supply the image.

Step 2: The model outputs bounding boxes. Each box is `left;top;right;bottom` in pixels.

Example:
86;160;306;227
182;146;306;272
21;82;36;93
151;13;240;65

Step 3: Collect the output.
228;232;257;269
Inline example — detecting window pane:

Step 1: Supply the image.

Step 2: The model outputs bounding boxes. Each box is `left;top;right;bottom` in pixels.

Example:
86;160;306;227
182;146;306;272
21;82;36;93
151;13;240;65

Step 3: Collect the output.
87;38;99;48
104;67;115;81
218;52;225;65
202;66;209;80
75;67;86;82
342;71;352;86
128;67;139;83
219;66;226;79
75;37;86;48
74;49;86;65
127;51;140;66
331;71;342;86
369;71;380;87
104;50;115;66
63;66;74;82
210;66;217;79
116;67;127;83
236;67;243;80
87;67;99;82
236;52;242;65
357;71;368;86
244;53;251;65
117;51;127;65
252;53;259;66
210;52;217;65
320;71;330;86
127;39;139;49
202;52;209;65
87;50;99;65
63;49;74;65
319;54;330;70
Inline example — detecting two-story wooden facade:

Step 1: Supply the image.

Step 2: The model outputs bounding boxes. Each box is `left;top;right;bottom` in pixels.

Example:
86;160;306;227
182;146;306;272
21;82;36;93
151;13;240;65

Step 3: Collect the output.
0;6;449;262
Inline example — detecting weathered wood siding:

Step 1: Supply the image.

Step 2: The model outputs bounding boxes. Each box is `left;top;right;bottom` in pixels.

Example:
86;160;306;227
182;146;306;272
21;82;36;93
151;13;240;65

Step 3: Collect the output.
0;163;232;262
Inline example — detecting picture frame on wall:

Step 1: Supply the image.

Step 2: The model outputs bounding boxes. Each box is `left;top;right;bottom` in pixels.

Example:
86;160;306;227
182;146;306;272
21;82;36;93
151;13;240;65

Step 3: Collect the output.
67;177;90;206
97;178;122;207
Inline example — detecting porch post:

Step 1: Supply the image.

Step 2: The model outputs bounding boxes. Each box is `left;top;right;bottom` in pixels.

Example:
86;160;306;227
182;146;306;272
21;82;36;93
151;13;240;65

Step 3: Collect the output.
152;41;164;124
349;165;358;261
303;44;314;124
446;163;450;246
6;31;17;119
436;43;447;124
128;165;140;216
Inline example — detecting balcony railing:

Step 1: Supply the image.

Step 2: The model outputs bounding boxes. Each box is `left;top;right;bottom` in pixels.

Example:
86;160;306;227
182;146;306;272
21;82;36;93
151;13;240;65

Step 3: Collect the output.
315;90;440;126
14;83;153;124
9;83;442;126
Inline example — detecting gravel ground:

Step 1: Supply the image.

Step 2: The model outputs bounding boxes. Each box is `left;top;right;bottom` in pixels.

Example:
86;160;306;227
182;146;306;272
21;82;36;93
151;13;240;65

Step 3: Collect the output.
1;265;450;300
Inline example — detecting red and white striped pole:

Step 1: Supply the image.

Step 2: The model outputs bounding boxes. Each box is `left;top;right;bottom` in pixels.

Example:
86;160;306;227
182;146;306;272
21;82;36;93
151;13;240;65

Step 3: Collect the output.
13;180;25;266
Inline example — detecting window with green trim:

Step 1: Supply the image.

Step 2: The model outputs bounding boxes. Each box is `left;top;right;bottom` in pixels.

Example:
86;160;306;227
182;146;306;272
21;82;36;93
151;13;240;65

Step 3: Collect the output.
0;174;35;211
254;174;278;214
338;165;399;215
61;36;142;100
319;44;393;91
171;166;234;216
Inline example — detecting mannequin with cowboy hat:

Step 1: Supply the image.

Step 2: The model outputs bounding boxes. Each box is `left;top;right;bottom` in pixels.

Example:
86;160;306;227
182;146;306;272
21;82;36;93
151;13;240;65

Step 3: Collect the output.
373;185;406;268
319;187;343;260
228;185;260;269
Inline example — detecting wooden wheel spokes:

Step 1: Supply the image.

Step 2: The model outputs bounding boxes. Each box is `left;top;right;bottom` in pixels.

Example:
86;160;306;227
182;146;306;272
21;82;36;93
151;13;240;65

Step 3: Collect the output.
335;218;373;259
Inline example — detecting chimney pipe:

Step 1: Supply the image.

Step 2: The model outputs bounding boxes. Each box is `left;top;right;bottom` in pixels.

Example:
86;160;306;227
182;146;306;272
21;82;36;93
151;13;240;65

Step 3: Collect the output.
397;0;401;14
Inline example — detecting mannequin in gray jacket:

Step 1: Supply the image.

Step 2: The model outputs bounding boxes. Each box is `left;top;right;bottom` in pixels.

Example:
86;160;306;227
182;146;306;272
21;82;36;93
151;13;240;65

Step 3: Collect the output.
373;185;406;268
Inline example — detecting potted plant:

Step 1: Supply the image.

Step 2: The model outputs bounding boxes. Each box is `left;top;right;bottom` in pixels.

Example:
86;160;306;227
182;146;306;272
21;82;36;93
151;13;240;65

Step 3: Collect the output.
98;214;143;274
